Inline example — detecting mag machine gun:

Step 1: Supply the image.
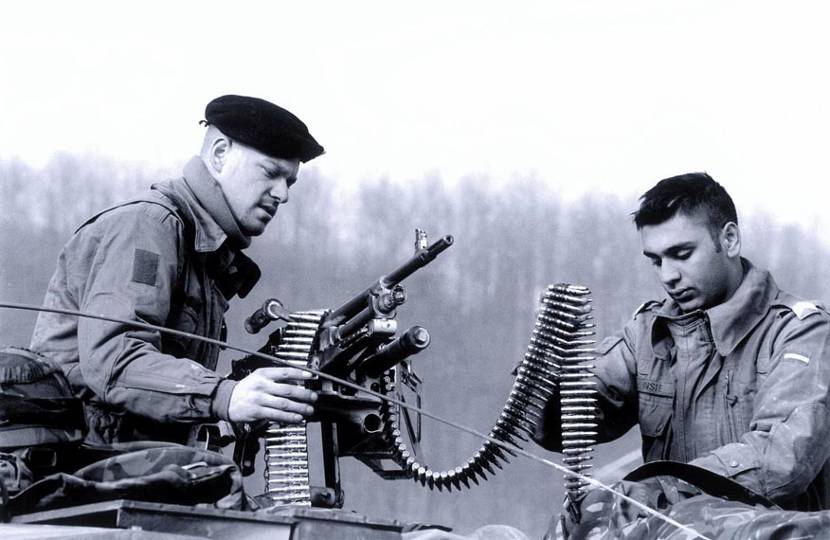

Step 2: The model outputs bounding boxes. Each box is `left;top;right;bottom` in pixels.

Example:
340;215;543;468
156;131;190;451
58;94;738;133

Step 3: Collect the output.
232;230;454;508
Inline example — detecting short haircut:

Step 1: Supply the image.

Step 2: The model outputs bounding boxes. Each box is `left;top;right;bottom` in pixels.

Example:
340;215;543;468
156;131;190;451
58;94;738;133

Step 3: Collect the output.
632;173;738;240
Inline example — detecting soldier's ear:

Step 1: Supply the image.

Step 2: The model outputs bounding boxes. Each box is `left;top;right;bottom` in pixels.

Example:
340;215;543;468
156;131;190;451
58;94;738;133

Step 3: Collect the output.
721;222;740;258
208;137;231;174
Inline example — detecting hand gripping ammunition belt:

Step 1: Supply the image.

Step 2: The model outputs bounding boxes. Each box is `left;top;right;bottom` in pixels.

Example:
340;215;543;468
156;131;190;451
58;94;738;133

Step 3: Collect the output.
262;310;326;507
379;284;595;492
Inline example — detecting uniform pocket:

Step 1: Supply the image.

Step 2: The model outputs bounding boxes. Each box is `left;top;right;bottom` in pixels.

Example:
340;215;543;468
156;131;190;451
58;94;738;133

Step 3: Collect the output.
639;394;672;436
639;393;673;460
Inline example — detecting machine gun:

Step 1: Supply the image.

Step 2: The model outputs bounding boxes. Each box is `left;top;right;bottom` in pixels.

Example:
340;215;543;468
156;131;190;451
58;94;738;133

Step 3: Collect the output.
231;230;453;508
231;230;596;510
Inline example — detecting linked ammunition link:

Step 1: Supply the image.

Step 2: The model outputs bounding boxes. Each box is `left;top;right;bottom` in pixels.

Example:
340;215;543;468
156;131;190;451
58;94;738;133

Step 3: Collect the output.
544;288;597;500
380;283;595;492
262;310;326;507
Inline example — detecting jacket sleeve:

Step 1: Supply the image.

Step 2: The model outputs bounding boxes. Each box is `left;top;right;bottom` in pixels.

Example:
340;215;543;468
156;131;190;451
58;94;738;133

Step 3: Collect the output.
690;311;830;502
533;317;642;451
74;204;235;423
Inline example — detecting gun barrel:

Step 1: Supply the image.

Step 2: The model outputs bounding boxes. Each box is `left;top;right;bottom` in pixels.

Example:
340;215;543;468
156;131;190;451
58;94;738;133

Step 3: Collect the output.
358;326;431;379
382;235;454;287
328;235;453;326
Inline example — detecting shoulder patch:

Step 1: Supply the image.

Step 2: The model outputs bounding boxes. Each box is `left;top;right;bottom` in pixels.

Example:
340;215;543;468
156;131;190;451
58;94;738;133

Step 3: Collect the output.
632;300;662;319
132;249;159;286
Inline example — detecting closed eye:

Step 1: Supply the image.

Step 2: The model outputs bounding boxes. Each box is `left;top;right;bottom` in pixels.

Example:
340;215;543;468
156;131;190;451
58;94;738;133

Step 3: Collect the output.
670;248;693;260
262;166;297;186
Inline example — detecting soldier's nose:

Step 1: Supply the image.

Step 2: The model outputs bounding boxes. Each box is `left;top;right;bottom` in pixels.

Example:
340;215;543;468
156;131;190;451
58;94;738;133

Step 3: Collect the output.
270;179;289;203
661;264;680;285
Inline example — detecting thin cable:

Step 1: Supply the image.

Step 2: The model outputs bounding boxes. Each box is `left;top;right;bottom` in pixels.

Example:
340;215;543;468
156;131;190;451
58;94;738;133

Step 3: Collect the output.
0;301;711;539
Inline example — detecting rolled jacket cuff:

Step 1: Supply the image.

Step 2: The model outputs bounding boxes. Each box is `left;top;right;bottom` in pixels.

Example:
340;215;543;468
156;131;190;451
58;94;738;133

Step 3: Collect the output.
210;379;237;422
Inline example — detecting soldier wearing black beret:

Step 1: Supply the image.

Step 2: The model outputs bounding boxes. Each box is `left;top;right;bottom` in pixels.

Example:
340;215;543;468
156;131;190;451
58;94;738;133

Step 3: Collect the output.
31;95;324;445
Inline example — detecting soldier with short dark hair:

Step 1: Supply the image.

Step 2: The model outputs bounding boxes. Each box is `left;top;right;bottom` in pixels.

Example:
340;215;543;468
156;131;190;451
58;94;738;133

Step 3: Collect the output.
535;172;830;510
30;95;324;445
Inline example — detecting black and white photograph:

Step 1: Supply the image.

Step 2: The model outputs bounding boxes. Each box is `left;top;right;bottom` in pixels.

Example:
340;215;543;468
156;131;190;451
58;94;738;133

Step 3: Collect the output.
1;2;829;538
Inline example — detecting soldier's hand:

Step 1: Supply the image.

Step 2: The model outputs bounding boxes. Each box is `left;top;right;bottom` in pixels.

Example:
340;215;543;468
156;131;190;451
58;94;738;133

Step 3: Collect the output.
228;367;317;424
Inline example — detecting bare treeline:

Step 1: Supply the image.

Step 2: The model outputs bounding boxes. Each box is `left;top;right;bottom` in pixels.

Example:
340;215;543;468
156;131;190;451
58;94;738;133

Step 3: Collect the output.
1;154;827;536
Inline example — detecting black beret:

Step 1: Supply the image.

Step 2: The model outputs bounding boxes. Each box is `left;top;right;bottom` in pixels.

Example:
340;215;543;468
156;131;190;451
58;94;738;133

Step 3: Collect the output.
204;95;324;163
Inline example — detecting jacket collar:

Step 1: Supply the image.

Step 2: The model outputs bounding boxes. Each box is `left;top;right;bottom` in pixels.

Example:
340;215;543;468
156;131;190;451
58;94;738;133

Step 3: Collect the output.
654;258;779;355
153;157;250;253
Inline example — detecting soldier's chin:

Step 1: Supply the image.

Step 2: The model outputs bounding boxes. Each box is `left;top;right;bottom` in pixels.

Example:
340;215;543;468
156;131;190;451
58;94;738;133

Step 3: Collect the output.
677;296;704;313
242;219;268;237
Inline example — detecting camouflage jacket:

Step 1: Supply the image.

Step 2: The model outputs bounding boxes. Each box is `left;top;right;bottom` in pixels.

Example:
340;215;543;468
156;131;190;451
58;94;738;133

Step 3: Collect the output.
30;157;259;445
535;260;830;510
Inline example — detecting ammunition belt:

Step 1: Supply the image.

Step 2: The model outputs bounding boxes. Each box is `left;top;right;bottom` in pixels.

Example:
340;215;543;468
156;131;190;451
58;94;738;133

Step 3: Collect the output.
381;283;595;491
261;310;326;507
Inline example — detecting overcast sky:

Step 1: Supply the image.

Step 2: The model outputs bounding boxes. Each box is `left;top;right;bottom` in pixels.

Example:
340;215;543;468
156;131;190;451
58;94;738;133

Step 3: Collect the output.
2;1;829;230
